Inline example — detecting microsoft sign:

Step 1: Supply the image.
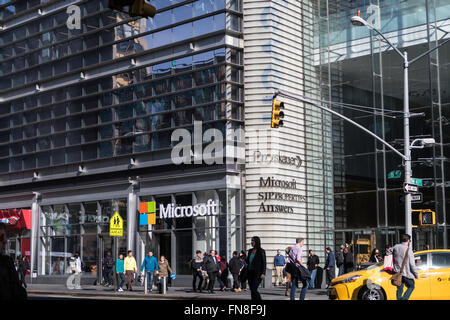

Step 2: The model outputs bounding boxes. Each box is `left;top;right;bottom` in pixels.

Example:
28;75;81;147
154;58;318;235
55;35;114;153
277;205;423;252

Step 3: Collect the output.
139;199;219;226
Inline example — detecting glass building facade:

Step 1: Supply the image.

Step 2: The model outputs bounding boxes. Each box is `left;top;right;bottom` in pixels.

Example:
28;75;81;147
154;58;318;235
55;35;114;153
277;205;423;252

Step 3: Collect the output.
313;0;450;251
0;0;244;281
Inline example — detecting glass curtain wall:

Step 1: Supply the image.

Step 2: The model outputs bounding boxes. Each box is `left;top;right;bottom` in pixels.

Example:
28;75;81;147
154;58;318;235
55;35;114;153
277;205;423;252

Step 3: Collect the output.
38;199;127;276
315;0;450;253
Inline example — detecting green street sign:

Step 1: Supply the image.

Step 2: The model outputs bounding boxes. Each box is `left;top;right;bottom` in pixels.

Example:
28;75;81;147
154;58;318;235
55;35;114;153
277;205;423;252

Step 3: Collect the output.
410;178;423;186
388;170;402;179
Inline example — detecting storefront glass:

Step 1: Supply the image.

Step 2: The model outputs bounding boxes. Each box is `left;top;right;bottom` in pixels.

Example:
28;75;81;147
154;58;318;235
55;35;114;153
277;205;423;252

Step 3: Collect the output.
38;198;127;276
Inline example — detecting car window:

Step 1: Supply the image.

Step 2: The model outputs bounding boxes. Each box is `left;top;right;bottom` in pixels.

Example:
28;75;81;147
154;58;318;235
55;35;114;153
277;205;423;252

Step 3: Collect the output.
431;252;450;269
415;254;428;271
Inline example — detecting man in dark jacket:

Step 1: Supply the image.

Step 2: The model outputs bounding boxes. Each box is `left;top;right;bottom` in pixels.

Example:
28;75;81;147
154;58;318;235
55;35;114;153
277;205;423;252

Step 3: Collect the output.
18;255;30;289
324;247;335;288
307;250;319;289
336;244;345;276
228;251;241;292
102;251;114;287
0;223;27;300
191;250;204;292
204;250;220;293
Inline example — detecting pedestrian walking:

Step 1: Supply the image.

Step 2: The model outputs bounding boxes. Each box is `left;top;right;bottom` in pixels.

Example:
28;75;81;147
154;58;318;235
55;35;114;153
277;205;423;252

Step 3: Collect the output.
343;247;354;274
191;250;204;292
336;244;345;276
102;251;114;287
238;250;248;291
228;251;241;292
284;246;292;296
158;255;172;292
115;253;126;292
307;250;319;289
369;248;382;263
201;251;210;291
392;234;418;300
124;250;137;291
218;254;229;291
288;237;309;300
246;236;266;301
17;255;30;289
204;250;220;293
273;249;286;286
140;251;159;292
324;247;335;288
72;253;82;289
0;223;27;300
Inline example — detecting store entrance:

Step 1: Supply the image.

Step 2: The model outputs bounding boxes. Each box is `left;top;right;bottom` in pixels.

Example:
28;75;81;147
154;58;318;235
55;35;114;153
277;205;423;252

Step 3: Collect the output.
151;232;171;261
98;234;127;285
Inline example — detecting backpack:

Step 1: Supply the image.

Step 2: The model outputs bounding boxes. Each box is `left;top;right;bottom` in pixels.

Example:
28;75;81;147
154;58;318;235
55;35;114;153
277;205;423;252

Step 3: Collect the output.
105;258;113;268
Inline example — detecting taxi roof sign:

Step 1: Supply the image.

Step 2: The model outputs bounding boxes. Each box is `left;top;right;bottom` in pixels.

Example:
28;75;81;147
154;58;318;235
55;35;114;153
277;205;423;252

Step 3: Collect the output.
110;212;123;237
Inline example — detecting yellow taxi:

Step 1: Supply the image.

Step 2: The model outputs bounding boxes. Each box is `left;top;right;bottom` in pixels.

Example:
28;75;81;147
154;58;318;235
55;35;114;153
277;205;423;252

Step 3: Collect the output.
328;249;450;300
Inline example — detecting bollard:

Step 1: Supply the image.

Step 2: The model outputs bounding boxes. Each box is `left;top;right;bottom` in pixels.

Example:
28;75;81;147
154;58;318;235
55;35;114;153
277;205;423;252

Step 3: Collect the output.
162;277;166;295
144;274;147;294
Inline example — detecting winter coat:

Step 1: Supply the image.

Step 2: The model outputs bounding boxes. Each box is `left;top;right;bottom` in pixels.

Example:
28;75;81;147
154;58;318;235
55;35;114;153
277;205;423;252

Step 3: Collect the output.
228;256;241;274
158;260;172;277
204;255;220;273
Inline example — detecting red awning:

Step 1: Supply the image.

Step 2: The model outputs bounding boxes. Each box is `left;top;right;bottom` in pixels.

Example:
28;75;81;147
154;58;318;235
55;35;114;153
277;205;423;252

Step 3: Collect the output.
0;209;32;230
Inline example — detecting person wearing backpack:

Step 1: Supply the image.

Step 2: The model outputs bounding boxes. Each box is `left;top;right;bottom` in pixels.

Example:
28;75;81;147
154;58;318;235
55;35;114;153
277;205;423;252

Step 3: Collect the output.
392;234;418;300
103;251;114;287
335;244;345;276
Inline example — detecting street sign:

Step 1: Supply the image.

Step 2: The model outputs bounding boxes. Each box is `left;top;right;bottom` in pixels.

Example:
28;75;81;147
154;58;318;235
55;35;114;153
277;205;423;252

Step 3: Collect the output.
411;193;423;203
409;178;423;186
109;212;123;237
388;170;402;179
400;192;423;203
404;183;419;193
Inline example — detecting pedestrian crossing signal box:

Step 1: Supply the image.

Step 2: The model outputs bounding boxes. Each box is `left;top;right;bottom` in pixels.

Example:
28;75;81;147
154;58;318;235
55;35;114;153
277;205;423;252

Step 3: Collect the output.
110;212;124;237
412;209;436;228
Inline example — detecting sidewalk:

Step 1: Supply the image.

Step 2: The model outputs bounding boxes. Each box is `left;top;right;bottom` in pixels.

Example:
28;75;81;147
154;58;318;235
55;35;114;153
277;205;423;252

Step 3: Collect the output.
26;283;329;300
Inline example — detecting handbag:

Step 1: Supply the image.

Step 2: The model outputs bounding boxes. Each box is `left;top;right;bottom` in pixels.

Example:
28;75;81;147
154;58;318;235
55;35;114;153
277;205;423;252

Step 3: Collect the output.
391;243;410;287
383;254;394;273
298;264;311;281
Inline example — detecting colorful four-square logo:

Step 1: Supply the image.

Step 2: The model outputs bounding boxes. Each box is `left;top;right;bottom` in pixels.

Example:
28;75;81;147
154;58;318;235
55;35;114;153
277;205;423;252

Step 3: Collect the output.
139;201;156;225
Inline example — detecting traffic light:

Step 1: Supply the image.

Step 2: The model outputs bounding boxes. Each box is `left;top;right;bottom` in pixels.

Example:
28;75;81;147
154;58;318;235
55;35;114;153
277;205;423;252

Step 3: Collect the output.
108;0;156;18
412;209;436;228
271;99;284;128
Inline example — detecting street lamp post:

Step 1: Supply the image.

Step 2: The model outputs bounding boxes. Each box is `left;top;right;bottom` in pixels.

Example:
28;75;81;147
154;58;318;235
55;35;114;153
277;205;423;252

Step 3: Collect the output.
350;13;449;244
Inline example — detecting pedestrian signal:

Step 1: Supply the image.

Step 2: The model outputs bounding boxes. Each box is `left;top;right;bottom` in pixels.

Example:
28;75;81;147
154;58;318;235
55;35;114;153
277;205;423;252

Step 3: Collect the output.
412;209;436;228
271;99;284;128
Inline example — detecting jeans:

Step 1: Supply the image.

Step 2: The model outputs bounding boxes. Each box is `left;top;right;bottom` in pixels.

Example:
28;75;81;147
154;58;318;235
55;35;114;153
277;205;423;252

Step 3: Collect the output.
326;267;335;286
232;273;240;289
74;273;81;288
116;273;126;290
192;271;203;291
290;276;308;300
338;265;344;276
146;271;154;291
247;271;263;300
308;269;317;288
104;268;113;285
396;277;415;300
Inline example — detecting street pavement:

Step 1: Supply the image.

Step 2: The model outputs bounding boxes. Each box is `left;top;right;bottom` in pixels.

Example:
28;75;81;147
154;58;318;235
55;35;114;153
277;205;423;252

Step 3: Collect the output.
26;282;329;300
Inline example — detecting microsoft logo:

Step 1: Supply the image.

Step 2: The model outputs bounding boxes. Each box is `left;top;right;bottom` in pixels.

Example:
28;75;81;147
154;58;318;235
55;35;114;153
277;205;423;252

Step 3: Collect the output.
139;201;156;226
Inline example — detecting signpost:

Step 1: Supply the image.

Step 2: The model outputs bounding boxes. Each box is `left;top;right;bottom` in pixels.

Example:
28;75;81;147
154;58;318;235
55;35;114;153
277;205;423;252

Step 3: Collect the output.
109;212;123;237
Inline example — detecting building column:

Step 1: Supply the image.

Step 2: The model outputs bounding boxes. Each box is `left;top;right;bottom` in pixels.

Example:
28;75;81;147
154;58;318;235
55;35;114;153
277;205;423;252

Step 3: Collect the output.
127;184;138;255
30;192;41;283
